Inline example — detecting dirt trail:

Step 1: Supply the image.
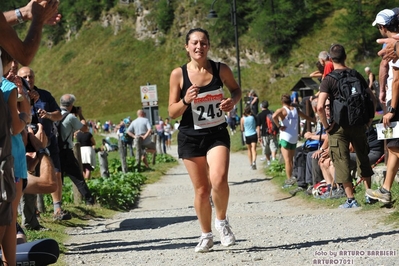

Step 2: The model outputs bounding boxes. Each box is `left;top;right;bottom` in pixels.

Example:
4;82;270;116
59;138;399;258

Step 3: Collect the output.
64;145;398;266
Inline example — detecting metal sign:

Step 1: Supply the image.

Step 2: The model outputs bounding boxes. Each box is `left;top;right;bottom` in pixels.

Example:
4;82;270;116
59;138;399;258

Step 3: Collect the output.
140;85;158;103
142;101;158;107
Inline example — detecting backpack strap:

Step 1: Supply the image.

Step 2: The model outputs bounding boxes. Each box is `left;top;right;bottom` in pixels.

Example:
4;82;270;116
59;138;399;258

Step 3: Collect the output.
57;112;72;149
327;69;348;99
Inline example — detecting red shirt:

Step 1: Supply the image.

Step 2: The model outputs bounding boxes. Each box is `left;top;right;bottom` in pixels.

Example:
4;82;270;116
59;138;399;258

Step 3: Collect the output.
322;61;334;79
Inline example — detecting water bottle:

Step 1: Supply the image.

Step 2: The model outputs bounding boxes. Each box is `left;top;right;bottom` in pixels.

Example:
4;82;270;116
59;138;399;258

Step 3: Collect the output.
351;87;356;95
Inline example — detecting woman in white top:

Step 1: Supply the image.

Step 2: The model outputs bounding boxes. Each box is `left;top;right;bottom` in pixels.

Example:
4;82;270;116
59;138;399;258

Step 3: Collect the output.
273;94;315;187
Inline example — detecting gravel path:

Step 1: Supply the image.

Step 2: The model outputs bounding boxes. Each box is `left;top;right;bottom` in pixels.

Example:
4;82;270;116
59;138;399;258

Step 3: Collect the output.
64;146;399;265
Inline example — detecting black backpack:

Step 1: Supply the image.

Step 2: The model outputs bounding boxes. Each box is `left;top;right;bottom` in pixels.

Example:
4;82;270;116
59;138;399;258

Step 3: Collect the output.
328;69;374;127
55;113;72;150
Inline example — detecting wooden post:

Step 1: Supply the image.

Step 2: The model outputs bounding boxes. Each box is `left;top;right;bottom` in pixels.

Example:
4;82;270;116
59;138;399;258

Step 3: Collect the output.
155;133;162;154
98;150;109;177
118;138;128;173
72;143;83;204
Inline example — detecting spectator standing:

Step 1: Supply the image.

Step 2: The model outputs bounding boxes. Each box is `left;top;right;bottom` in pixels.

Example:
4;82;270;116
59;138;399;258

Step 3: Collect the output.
168;28;241;252
309;60;325;82
76;120;96;180
174;120;180;131
290;91;299;105
227;106;237;135
0;1;60;264
123;117;133;157
317;44;376;209
364;66;376;93
256;100;278;166
273;94;315;188
96;120;102;133
241;106;258;170
58;94;95;206
310;51;335;101
365;66;383;111
372;9;398;112
366;9;399;204
126;109;157;169
18;66;66;224
103;120;110;133
1;52;32;266
156;117;166;154
249;89;259;115
164;118;172;150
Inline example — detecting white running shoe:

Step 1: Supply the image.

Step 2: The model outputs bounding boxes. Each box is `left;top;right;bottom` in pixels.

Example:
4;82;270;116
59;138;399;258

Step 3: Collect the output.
195;234;214;253
215;219;236;247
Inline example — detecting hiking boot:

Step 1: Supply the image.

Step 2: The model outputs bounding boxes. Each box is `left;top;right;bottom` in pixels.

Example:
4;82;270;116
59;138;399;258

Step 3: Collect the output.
252;162;257;170
86;196;95;206
305;186;313;196
330;188;346;199
53;209;72;221
339;199;360;209
24;224;49;231
215;219;236;247
365;188;392;203
289;186;305;196
282;177;296;188
195;234;214;253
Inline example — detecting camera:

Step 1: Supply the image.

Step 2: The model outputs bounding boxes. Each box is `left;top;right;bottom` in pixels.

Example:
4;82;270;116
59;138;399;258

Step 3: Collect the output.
71;106;81;114
25;124;38;152
29;123;38;134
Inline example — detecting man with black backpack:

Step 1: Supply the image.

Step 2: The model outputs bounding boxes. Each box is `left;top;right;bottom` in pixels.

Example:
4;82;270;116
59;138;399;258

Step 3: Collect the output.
56;94;95;208
317;44;377;209
256;100;278;166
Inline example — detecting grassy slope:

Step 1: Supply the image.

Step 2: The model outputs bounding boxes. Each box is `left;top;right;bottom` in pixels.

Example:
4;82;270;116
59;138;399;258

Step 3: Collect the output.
29;7;382;123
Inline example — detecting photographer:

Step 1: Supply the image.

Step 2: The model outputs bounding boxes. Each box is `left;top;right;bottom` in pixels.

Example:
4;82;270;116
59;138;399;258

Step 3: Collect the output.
17;67;67;223
24;124;57;194
58;94;94;206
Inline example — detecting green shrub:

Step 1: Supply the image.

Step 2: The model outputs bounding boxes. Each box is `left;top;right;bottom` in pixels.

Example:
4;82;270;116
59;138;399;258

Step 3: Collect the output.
87;172;147;210
43;153;176;210
155;153;176;163
267;160;285;174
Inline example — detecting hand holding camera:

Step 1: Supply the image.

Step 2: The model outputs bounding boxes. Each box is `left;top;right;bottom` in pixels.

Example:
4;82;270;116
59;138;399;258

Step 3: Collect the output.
25;123;48;153
71;105;81;114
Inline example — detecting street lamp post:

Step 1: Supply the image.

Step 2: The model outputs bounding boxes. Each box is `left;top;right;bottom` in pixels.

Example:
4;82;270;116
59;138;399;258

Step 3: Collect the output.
208;0;243;117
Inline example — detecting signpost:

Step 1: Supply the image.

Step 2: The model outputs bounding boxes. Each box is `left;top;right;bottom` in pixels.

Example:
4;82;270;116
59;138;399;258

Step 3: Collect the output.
140;84;159;125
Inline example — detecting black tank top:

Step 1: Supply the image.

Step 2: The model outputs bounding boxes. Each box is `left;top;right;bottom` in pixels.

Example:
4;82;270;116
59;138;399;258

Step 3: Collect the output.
179;60;227;136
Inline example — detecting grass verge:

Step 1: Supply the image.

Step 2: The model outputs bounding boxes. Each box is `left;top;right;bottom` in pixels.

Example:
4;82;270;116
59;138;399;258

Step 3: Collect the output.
21;144;178;266
264;157;399;226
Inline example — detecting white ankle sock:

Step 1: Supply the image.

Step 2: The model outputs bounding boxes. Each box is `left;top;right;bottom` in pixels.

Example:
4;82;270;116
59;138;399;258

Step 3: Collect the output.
201;232;213;238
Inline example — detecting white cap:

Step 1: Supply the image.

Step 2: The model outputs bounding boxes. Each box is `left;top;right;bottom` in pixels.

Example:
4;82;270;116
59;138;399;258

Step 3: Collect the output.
372;9;395;26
